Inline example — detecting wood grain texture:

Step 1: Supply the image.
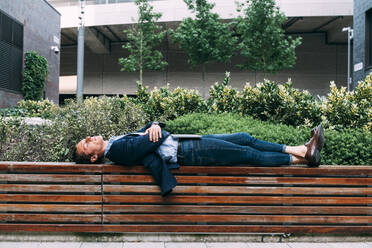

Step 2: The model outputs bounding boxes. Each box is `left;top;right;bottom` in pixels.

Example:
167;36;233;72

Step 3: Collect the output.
103;214;372;224
0;162;370;234
103;185;372;195
103;165;372;176
103;175;372;185
0;213;101;222
103;195;371;205
0;224;103;232
0;162;102;173
0;184;101;193
102;205;372;215
0;194;101;203
0;204;101;212
101;225;372;234
0;174;100;183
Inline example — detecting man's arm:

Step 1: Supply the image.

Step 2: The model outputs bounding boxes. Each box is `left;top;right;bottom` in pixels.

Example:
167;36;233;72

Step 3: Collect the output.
137;121;166;133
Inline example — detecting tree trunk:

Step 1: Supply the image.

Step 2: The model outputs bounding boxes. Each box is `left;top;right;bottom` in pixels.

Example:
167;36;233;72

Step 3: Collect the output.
139;31;143;84
202;64;206;98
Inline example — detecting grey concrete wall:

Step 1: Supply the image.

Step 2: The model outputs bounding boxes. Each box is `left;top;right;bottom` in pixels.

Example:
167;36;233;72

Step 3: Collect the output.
60;33;348;97
0;91;23;108
0;0;60;107
353;0;372;85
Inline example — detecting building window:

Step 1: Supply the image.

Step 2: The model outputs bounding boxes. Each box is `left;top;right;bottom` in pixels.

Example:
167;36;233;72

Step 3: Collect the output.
0;10;23;93
367;9;372;68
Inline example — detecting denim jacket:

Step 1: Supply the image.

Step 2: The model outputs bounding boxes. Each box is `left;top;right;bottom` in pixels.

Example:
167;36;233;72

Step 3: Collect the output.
104;122;178;196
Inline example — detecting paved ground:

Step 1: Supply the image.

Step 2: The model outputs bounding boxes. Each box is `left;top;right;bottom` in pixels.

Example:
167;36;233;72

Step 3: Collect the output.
0;242;372;248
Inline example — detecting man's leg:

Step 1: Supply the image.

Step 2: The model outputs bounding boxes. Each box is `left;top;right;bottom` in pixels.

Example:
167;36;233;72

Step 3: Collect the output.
202;133;285;153
203;133;309;159
178;137;292;167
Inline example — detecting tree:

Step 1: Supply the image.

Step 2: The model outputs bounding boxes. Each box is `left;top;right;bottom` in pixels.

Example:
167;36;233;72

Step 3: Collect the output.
119;0;167;84
235;0;302;76
171;0;237;97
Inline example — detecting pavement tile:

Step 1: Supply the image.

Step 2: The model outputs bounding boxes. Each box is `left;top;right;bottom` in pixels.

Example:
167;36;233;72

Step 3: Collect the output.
80;243;124;248
287;243;372;248
324;243;372;248
0;243;23;248
164;242;206;248
39;242;82;248
80;243;105;248
287;243;329;248
247;243;290;248
0;242;41;248
124;242;165;248
101;243;124;248
206;243;248;248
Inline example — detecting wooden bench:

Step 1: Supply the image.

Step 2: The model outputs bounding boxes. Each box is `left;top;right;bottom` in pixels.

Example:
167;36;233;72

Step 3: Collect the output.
0;162;371;234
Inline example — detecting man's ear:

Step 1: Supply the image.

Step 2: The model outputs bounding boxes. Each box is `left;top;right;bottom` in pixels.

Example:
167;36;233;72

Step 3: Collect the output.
90;154;98;163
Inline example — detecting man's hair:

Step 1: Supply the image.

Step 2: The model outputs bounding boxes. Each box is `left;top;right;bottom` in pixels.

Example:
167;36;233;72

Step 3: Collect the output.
73;147;104;164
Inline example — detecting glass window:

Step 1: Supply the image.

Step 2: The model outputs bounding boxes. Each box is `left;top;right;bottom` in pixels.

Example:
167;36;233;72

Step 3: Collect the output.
367;9;372;68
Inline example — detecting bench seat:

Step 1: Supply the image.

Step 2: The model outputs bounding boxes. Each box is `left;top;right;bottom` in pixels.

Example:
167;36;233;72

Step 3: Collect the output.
0;162;371;234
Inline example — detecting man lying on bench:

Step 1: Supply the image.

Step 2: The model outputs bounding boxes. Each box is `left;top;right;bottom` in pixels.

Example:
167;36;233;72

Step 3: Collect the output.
73;121;325;196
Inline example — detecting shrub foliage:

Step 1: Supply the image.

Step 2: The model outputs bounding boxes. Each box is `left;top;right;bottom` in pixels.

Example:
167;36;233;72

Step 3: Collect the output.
134;82;206;121
207;72;372;131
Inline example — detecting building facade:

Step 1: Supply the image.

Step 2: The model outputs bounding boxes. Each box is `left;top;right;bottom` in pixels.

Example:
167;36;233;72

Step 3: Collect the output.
49;0;353;100
0;0;60;108
353;0;372;86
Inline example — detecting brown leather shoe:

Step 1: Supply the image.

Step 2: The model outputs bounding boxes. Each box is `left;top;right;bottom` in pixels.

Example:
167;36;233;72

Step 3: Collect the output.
305;125;324;167
307;125;325;151
316;125;325;151
310;127;316;137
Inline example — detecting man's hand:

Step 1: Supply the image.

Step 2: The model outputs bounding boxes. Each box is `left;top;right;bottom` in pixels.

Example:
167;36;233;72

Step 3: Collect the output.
145;123;162;142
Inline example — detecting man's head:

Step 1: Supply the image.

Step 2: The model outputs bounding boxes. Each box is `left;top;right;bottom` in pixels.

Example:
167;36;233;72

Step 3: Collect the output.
73;136;106;164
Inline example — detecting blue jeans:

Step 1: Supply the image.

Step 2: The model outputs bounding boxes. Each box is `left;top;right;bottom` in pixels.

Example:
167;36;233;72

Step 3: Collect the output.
178;133;292;166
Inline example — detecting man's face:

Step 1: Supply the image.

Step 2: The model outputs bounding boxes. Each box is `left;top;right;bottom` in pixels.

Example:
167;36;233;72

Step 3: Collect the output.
76;136;105;159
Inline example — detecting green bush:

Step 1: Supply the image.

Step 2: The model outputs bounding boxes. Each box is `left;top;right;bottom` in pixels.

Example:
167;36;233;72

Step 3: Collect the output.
21;51;49;101
18;99;59;118
206;73;372;130
207;72;240;113
0;100;59;119
207;75;322;127
0;107;28;117
166;113;371;165
135;82;206;121
321;79;372;131
0;96;146;162
239;79;321;127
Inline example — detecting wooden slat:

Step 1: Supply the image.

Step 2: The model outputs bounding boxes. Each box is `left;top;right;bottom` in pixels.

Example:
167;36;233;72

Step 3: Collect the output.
103;165;372;177
0;174;100;183
0;224;103;232
0;224;370;233
0;162;102;173
104;195;372;205
101;225;372;234
103;175;372;185
103;185;372;195
0;194;101;203
103;214;372;224
103;205;372;215
0;184;101;193
0;213;101;222
0;204;101;212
